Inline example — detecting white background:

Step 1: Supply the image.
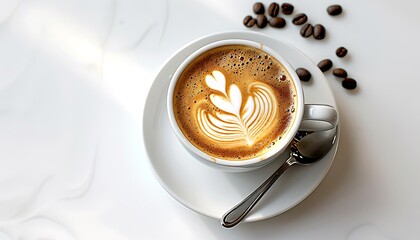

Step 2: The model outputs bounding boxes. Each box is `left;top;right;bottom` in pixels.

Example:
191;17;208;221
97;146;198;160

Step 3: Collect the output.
0;0;419;239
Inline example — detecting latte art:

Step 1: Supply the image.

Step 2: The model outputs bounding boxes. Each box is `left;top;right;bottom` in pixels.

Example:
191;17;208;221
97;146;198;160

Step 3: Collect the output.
198;70;278;146
172;44;297;160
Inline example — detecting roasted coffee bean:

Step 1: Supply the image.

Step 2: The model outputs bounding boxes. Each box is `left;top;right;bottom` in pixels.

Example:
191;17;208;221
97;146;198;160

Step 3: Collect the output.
327;5;343;16
292;13;308;25
300;23;313;38
268;2;280;17
256;14;268;28
253;2;265;14
313;24;326;39
342;78;357;90
318;59;333;72
243;15;256;27
269;17;286;28
296;68;311;82
333;68;348;78
336;47;348;57
281;3;294;15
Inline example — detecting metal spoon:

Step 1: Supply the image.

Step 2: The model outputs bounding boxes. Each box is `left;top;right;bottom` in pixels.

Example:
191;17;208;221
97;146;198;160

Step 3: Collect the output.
221;128;337;228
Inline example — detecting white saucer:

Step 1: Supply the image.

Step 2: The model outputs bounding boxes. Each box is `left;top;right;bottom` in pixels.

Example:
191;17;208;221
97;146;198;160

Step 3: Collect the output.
143;31;339;222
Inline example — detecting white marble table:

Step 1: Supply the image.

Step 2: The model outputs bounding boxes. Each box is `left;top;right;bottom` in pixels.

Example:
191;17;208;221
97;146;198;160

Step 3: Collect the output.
1;0;419;239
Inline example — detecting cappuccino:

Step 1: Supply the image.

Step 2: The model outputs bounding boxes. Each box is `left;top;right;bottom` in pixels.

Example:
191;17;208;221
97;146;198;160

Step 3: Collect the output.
172;44;298;160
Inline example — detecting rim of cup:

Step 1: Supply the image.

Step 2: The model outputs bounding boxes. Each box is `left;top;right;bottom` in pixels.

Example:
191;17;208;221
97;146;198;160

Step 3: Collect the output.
167;39;304;168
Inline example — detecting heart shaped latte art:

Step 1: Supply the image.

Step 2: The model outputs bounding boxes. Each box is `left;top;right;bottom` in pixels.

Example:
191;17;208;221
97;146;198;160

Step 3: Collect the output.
197;70;278;146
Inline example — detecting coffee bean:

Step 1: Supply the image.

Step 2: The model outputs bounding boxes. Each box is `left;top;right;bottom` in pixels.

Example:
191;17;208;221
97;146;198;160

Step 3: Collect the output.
300;23;313;38
333;68;348;78
327;5;343;16
243;15;256;27
292;13;308;25
313;24;326;39
281;3;294;15
296;68;311;82
336;47;348;57
269;17;286;28
318;59;333;72
268;2;280;17
342;78;357;90
253;2;265;14
256;14;268;28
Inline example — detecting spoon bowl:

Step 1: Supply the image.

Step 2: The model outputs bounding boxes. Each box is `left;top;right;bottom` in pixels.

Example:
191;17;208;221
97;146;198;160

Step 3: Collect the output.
292;129;338;165
221;128;337;228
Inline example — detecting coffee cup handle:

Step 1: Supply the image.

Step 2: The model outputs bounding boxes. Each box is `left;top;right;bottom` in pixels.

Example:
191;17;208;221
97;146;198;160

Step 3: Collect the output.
299;104;339;131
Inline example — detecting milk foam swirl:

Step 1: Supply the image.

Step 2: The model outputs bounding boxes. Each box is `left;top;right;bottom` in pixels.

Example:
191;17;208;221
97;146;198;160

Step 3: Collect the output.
197;71;278;146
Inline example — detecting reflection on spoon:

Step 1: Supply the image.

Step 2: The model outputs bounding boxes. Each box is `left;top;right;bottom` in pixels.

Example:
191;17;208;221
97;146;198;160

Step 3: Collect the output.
221;128;338;228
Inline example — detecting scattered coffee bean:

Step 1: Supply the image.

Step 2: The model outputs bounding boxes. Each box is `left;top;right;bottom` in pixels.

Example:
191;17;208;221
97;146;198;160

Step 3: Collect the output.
342;78;357;90
253;2;265;14
313;24;326;39
327;5;343;16
268;2;280;17
241;2;359;92
300;23;313;38
269;17;286;28
292;13;308;25
296;68;311;82
243;15;256;27
281;3;294;15
318;59;333;72
256;14;268;28
333;68;348;78
336;46;348;57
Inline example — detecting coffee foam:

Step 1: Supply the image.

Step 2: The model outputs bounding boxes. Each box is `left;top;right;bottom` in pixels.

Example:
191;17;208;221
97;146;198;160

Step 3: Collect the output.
173;45;297;160
198;70;277;146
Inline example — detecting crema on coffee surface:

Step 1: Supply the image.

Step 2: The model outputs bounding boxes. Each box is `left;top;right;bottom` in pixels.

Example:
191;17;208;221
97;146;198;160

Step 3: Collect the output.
173;45;298;160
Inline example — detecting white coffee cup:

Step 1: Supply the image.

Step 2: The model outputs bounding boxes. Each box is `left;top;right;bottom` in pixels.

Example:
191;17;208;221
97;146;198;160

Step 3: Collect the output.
167;39;338;172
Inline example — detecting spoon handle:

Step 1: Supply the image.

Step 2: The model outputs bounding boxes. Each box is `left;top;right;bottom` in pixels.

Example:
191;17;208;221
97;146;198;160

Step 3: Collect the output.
221;156;296;228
